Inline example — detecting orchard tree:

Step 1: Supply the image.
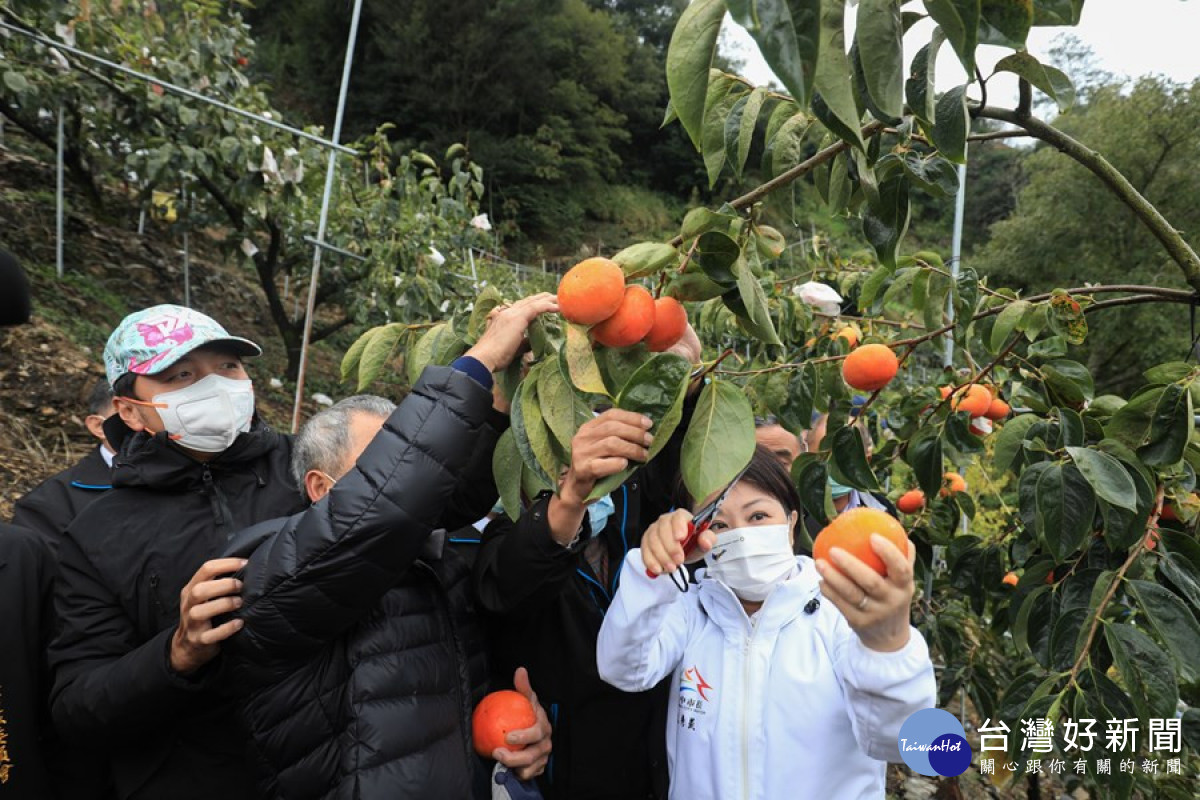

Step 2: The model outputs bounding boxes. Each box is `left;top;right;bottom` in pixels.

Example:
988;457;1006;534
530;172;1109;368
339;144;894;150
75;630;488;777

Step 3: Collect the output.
1;0;527;377
350;2;1200;797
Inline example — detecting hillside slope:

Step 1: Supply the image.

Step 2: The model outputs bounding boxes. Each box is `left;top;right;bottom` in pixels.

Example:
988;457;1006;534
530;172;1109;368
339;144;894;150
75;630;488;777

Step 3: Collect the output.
0;144;343;517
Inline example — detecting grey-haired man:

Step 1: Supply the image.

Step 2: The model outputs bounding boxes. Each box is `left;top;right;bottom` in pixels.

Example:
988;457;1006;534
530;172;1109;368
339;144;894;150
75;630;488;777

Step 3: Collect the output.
220;392;551;798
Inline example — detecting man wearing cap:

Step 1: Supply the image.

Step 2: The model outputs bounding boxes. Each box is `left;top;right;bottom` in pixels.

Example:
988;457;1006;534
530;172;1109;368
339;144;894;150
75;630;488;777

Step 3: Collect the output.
46;304;306;800
47;297;556;799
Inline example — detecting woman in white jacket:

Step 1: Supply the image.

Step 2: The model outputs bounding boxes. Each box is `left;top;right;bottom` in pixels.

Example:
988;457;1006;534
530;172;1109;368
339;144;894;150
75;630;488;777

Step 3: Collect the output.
597;446;937;800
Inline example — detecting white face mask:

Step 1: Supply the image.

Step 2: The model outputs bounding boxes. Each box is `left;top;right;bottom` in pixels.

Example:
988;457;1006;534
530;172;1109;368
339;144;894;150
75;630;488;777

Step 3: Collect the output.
151;373;255;453
703;523;796;602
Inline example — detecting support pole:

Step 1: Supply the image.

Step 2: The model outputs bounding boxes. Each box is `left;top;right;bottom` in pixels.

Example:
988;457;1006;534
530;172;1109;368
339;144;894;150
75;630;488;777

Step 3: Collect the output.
927;156;969;607
943;160;968;368
182;187;191;307
55;105;65;279
290;0;363;433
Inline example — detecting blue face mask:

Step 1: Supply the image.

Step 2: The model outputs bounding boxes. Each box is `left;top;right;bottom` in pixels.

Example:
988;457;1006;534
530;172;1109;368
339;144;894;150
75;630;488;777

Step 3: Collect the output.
587;493;616;536
828;474;855;499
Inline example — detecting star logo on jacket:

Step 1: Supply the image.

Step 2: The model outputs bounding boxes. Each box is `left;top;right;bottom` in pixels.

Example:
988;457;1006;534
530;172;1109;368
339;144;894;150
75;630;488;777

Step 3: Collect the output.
679;666;713;701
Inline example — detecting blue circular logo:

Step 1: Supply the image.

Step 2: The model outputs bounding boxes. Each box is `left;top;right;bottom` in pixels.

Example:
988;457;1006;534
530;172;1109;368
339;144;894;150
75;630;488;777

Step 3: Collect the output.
898;708;972;776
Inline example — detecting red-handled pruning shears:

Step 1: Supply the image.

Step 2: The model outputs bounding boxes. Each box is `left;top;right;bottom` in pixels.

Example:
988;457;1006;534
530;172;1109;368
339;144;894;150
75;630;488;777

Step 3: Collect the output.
649;464;750;592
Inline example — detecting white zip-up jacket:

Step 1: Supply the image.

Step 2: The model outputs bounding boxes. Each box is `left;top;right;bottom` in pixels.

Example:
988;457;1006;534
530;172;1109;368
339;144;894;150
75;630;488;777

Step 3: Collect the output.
597;549;937;800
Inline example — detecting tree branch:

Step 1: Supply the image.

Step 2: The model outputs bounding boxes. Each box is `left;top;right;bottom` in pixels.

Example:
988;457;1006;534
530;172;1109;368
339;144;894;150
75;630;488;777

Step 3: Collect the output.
0;97;103;207
728;120;886;212
1137;135;1173;196
975;104;1200;293
311;315;354;342
1082;294;1188;314
251;221;295;348
0;97;54;150
1016;79;1032;119
1067;485;1162;689
193;169;245;229
668;121;886;248
889;128;1031;147
975;67;989;113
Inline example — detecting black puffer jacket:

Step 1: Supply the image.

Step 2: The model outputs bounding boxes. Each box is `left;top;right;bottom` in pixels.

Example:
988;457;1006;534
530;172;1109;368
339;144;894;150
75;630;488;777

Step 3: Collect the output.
48;420;304;800
221;367;503;800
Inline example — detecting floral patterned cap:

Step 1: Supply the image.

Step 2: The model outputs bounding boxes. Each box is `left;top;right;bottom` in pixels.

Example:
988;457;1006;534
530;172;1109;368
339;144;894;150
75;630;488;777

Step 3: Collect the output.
103;304;261;386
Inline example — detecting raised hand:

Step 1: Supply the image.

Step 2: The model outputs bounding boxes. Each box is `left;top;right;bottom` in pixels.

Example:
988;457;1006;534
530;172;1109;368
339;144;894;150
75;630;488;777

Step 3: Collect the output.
466;293;559;372
547;409;653;545
558;409;654;506
638;509;716;577
814;534;916;652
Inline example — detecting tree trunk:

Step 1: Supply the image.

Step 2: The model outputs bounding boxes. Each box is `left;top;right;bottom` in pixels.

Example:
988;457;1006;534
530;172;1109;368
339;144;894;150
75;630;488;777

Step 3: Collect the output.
285;334;304;382
248;220;310;381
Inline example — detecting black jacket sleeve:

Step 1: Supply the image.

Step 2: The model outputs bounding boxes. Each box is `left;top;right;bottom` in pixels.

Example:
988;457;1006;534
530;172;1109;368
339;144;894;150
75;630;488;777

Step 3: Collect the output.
436;407;508;532
11;477;71;544
224;366;497;681
474;389;698;615
473;493;587;615
50;532;211;743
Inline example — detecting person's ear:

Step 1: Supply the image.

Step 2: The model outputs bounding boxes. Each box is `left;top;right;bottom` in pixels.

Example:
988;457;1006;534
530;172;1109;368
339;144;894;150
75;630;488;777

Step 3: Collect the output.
112;397;147;432
787;510;799;548
305;469;335;503
84;413;108;441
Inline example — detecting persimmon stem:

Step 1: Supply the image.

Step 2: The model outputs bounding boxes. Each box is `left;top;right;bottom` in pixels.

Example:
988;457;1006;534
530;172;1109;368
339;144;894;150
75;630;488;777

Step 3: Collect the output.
676;239;699;274
696;348;739;383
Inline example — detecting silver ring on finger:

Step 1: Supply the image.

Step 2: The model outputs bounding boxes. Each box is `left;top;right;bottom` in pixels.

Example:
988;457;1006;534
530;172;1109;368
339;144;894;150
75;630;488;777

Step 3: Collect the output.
856;593;869;611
